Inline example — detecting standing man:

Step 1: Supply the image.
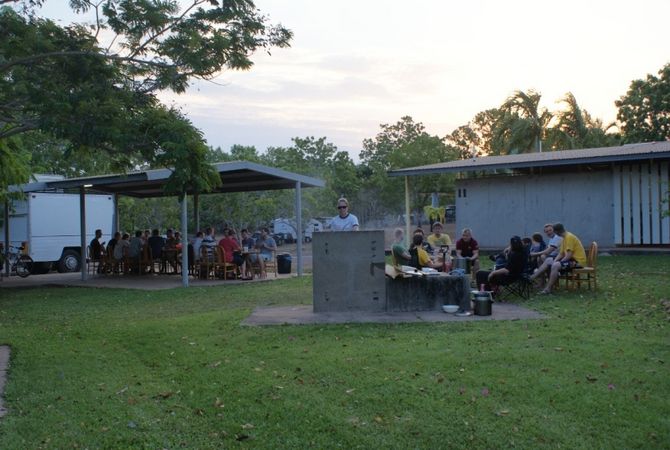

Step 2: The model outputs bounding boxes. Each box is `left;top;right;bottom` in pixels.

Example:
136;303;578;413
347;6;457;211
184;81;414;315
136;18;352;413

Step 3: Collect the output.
539;223;587;294
456;228;480;274
331;198;359;231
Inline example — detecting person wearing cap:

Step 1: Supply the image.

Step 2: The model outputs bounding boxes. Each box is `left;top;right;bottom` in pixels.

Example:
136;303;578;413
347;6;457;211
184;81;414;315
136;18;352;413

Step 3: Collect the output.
331;197;359;231
475;235;528;292
539;222;586;294
427;222;452;251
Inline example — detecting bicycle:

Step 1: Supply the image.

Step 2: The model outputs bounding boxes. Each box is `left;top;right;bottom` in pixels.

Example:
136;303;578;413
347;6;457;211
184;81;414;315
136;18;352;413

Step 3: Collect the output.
2;244;33;278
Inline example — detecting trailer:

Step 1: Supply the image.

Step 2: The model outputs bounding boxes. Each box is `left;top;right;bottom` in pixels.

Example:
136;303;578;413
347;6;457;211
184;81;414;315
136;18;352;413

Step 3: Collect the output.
2;192;115;273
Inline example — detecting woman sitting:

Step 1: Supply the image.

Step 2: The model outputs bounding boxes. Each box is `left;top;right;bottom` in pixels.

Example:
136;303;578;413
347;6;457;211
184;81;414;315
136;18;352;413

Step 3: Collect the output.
409;234;442;270
476;236;528;292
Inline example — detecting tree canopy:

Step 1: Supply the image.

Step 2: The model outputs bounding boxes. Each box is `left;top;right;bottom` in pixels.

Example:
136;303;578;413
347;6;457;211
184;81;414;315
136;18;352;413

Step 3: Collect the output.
0;0;292;199
616;62;670;143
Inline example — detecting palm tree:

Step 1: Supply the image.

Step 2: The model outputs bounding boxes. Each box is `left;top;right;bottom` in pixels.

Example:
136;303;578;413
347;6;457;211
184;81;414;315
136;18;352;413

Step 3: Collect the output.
496;90;552;153
548;92;620;150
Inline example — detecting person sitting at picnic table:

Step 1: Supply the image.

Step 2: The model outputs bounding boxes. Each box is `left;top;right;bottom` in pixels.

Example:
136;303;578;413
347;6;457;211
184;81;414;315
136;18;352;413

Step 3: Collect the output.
219;229;250;279
250;227;277;278
107;231;121;257
113;233;130;262
200;227;218;261
476;235;528;293
427;222;451;252
409;234;442;270
391;228;411;267
148;229;165;260
456;228;480;273
129;230;143;259
538;223;587;295
89;229;105;261
191;231;204;262
240;229;255;251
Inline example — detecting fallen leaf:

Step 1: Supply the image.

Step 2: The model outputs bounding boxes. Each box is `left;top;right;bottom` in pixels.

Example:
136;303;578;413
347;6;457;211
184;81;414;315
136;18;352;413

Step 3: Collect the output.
345;389;355;394
496;410;510;416
241;423;254;430
374;416;383;423
481;388;490;397
586;375;598;382
236;434;251;441
608;384;616;390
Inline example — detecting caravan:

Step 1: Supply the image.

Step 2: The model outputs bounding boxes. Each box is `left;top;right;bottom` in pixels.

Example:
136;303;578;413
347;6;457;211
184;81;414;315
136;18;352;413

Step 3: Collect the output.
2;192;115;273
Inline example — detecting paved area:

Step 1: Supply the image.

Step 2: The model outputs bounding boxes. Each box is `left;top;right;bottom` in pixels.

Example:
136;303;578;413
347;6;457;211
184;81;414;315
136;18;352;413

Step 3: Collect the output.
0;271;295;291
242;303;545;326
0;345;8;418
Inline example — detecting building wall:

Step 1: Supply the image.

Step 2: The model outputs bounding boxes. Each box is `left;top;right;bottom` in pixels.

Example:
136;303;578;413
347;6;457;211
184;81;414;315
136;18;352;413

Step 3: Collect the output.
455;170;614;248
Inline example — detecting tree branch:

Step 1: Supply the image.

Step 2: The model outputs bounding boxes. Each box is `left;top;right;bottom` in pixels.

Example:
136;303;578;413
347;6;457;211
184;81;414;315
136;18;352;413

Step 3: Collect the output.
0;50;175;73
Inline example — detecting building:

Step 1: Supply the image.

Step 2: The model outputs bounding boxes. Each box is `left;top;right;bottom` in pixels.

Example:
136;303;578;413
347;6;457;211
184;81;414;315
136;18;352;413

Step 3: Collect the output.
389;141;670;248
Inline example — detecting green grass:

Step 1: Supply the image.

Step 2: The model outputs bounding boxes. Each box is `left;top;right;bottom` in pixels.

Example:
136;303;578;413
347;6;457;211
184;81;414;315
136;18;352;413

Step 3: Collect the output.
0;255;669;449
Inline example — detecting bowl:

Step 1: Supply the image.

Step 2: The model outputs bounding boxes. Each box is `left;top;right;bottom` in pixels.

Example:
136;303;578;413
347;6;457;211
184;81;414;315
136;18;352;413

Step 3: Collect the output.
442;305;459;314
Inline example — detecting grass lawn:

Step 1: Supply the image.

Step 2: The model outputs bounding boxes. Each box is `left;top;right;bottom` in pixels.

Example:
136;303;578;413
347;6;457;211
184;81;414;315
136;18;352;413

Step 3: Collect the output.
0;255;668;449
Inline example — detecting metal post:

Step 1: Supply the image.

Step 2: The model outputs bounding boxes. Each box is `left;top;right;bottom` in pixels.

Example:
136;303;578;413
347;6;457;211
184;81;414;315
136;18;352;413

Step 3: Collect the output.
3;200;9;278
113;193;119;234
405;176;411;242
295;181;303;276
79;186;87;281
180;193;189;287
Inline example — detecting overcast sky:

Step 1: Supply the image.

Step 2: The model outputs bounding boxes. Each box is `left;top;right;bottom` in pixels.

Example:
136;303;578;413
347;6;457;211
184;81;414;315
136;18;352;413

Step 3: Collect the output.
43;0;670;161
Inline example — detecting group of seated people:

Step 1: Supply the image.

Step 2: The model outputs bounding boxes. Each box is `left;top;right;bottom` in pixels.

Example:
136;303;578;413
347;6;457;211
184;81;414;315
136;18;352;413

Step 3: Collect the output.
391;223;481;273
475;222;587;295
391;221;587;296
89;225;278;279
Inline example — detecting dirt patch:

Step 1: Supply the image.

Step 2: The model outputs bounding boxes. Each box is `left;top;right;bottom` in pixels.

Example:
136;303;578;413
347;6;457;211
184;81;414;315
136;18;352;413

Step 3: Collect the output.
0;345;9;418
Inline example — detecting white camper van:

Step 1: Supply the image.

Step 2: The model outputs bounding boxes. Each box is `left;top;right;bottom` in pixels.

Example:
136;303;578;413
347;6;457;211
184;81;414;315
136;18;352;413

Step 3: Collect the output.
2;192;115;273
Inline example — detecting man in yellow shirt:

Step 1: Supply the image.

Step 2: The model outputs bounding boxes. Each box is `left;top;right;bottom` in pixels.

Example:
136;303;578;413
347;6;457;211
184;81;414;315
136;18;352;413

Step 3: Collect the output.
426;222;452;251
540;223;587;294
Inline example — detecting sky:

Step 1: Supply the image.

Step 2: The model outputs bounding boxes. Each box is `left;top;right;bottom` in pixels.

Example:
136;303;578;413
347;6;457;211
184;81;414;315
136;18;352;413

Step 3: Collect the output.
41;0;670;162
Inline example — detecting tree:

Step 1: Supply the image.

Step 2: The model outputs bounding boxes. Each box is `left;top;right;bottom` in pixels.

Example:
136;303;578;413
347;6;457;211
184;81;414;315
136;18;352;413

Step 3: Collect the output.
0;1;292;196
446;109;504;157
359;116;457;224
615;63;670;143
546;92;619;150
496;90;552;153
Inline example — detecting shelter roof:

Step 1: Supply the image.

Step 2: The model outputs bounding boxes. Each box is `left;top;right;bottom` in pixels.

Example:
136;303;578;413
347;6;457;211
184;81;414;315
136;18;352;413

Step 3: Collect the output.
18;161;325;197
388;141;670;177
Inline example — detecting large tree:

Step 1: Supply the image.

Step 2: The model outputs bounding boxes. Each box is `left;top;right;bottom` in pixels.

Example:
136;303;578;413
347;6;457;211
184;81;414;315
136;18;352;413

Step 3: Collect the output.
359;116;457;224
0;1;292;196
615;63;670;143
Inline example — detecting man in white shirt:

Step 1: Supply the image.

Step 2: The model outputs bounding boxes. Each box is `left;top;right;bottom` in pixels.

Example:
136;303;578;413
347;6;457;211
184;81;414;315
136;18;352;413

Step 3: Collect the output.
529;223;563;284
330;198;359;231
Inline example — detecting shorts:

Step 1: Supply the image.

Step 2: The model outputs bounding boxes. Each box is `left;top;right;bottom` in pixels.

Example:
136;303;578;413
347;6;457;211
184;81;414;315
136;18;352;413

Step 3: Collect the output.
559;259;581;274
250;253;272;263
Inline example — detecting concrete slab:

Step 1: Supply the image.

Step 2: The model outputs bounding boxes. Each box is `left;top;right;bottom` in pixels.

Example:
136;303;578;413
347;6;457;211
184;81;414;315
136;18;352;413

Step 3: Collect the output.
0;345;9;418
242;303;545;326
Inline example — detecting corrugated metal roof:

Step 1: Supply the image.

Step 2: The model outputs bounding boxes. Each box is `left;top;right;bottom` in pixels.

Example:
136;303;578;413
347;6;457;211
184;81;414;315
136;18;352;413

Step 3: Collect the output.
388;141;670;177
16;161;325;197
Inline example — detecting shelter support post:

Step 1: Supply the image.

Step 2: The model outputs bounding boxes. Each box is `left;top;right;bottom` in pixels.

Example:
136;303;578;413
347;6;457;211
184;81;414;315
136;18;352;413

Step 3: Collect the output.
79;187;87;281
295;181;303;276
193;193;200;234
181;193;189;287
405;176;411;241
4;200;9;277
113;193;119;234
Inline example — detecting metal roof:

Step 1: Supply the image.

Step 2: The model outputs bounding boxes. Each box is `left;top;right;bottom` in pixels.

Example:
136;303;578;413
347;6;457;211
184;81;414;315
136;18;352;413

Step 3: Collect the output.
19;161;325;197
388;141;670;177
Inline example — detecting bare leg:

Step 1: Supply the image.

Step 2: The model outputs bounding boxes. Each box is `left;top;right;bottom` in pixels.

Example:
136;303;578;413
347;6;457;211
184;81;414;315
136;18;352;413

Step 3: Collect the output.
542;261;562;293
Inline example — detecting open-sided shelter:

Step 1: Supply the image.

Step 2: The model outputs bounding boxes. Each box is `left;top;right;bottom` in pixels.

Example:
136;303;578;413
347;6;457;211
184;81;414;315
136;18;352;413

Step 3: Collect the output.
389;141;670;248
3;161;325;286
